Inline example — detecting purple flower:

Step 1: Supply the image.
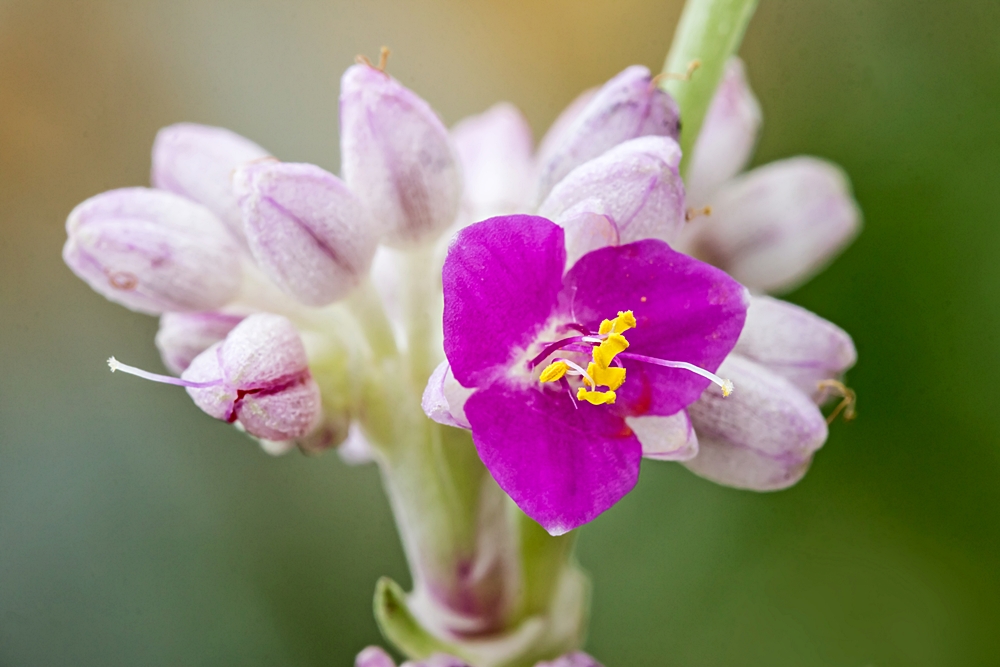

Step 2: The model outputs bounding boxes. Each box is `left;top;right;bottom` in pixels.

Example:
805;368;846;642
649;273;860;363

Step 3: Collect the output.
439;215;747;534
675;58;862;293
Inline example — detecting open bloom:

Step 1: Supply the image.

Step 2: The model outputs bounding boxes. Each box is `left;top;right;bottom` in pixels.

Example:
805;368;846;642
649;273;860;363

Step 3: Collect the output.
445;59;860;498
436;215;747;534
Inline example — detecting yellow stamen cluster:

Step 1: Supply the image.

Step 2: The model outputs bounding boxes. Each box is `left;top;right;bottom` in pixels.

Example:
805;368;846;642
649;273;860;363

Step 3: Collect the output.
539;310;636;406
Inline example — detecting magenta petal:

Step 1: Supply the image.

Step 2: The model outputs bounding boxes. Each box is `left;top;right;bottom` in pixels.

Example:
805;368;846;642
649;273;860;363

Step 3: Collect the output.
465;382;641;535
443;216;566;388
562;240;748;416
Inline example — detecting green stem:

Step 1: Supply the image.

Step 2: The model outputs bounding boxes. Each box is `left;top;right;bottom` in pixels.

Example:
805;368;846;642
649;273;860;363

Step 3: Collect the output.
662;0;759;174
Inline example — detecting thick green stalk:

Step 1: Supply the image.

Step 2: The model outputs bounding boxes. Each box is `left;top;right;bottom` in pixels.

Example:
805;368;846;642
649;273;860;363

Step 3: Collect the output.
662;0;759;174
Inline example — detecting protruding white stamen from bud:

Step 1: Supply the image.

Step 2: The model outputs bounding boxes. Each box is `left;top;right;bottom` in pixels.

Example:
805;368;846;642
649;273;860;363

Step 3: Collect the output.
107;356;221;389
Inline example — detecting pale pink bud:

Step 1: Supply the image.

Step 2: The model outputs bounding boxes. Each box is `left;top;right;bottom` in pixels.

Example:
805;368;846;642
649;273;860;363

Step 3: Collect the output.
685;57;762;205
690;157;862;293
538;136;685;251
356;646;397;667
340;64;461;246
734;296;857;402
152;123;270;241
63;187;242;314
234;161;377;306
155;311;244;374
179;314;321;440
535;86;598;171
684;355;828;491
451;102;534;219
534;65;680;203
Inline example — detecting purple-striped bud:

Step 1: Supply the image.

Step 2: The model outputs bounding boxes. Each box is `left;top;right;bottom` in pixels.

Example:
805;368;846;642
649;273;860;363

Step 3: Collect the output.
234;161;377;306
63;188;242;314
690;157;862;293
734;296;857;402
684;355;828;491
155;311;244;374
685;57;762;205
340;64;461;246
152;123;270;241
181;314;321;441
534;65;680;203
538;136;685;255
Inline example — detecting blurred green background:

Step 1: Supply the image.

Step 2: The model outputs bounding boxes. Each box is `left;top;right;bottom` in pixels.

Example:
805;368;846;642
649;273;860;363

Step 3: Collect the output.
2;0;999;665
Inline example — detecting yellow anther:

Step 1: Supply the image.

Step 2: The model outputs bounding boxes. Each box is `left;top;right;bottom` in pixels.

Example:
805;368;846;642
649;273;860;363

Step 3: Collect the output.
593;333;629;369
539;361;569;383
598;311;636;335
587;361;626;391
577;388;617;405
614;310;636;331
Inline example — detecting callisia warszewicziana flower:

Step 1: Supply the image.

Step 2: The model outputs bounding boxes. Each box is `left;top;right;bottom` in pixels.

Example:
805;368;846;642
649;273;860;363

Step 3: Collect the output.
427;214;748;534
444;58;859;497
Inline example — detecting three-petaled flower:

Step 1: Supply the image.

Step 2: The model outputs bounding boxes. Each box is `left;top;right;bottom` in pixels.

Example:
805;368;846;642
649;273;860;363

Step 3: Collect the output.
440;214;748;534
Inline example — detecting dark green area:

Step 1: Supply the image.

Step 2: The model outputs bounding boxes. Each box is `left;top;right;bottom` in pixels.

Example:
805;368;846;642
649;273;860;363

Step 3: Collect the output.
1;0;998;665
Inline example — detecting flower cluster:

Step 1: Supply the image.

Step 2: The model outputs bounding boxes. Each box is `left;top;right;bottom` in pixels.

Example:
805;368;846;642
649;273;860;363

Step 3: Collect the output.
430;56;859;501
62;47;860;665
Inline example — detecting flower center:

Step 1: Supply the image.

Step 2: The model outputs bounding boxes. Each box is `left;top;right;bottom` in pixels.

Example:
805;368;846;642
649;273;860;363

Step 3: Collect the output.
529;310;734;407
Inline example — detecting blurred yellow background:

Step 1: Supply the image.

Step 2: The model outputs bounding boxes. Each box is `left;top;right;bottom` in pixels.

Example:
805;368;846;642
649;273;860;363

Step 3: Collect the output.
3;0;1000;665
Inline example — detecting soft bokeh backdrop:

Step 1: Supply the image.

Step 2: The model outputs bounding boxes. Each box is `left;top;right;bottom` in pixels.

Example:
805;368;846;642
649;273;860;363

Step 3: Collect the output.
2;0;999;665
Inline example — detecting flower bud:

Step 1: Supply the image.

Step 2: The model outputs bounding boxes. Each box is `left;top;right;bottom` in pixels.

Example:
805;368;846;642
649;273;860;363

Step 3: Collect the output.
689;157;862;293
234;161;378;306
356;646;397;667
181;314;321;441
535;87;598;170
151;123;271;241
155;311;244;374
534;65;680;203
685;57;762;205
683;355;828;491
538;136;685;250
340;64;461;246
734;296;857;402
63;188;242;314
452;103;534;219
